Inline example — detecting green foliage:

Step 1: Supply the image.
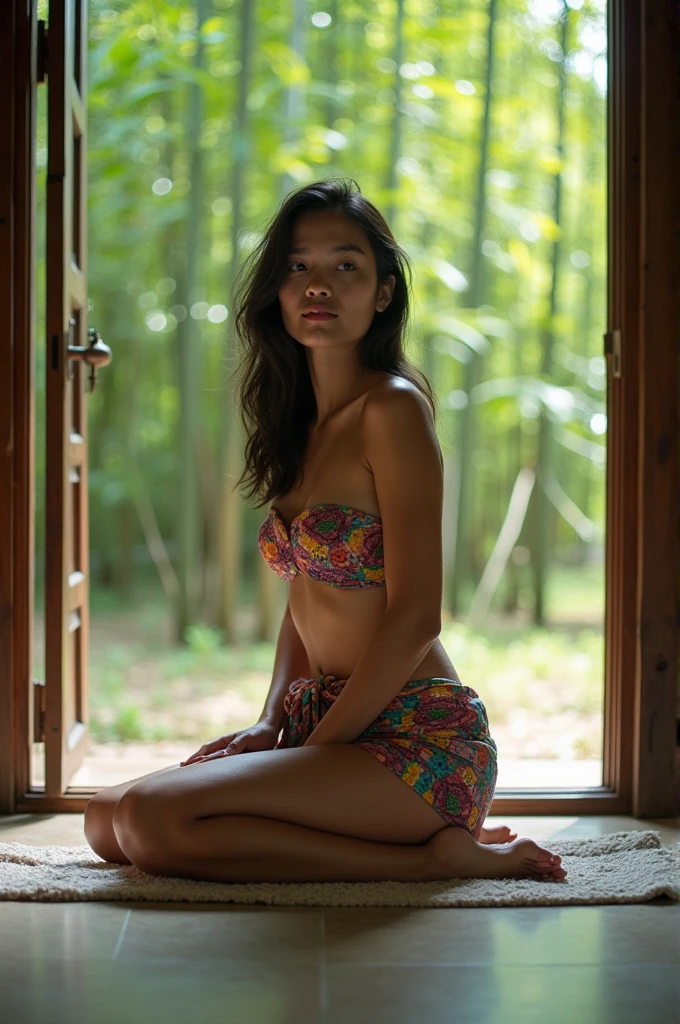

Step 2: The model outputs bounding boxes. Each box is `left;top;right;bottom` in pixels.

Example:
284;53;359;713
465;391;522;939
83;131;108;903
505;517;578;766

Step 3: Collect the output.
441;618;604;728
85;576;604;749
183;623;225;654
34;0;609;635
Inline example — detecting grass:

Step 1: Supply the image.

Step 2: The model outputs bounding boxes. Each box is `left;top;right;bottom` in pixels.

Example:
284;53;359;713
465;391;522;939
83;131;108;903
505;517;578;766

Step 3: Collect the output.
65;563;605;760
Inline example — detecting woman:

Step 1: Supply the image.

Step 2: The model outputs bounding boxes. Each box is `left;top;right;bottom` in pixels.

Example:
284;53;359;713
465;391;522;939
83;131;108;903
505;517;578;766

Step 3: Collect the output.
84;179;567;884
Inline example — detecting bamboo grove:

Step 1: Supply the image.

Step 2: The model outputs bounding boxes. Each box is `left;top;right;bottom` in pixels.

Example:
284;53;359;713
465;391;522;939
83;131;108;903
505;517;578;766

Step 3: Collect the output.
34;0;608;644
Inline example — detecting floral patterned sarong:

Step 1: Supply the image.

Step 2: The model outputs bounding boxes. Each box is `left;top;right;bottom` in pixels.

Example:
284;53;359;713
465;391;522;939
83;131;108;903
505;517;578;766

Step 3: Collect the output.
274;674;498;840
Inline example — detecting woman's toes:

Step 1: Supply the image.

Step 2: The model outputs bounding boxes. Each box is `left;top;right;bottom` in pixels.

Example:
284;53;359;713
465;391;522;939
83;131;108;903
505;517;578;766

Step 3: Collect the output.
480;825;519;845
536;866;568;882
511;839;568;881
535;851;567;881
535;845;561;865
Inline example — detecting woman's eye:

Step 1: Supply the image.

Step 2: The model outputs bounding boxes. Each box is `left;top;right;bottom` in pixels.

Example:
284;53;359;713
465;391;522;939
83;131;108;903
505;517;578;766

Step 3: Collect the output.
287;261;357;272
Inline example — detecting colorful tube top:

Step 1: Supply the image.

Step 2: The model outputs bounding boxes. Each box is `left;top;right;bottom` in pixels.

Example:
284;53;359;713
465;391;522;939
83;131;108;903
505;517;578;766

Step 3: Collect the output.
257;503;385;589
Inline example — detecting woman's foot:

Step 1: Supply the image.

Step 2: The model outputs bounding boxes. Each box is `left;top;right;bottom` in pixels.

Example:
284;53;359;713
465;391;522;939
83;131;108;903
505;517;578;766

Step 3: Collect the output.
479;824;518;845
428;826;568;882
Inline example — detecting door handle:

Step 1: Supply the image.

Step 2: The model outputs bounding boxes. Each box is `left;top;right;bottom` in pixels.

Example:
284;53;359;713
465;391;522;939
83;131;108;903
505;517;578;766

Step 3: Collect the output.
67;326;112;392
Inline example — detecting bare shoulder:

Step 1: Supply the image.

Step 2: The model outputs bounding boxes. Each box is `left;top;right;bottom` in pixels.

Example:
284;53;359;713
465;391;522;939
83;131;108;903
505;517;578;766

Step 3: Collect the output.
361;374;441;468
366;373;433;412
363;374;437;435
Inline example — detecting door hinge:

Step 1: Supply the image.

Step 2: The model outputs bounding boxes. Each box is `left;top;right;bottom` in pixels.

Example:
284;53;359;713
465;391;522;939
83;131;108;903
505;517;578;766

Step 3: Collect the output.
33;679;46;743
603;328;622;378
37;21;48;84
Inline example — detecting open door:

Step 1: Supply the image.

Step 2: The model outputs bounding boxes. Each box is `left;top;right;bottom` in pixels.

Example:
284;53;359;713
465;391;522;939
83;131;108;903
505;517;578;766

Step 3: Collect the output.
41;0;110;795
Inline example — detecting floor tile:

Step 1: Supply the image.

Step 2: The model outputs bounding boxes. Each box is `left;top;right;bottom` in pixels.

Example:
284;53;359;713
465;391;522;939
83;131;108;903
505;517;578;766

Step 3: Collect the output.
0;814;89;847
325;964;679;1024
0;957;323;1024
484;814;678;847
116;905;323;964
323;903;679;966
0;903;129;962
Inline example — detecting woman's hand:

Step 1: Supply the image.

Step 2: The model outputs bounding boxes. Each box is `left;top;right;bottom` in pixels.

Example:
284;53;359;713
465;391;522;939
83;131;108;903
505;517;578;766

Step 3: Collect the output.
180;721;280;765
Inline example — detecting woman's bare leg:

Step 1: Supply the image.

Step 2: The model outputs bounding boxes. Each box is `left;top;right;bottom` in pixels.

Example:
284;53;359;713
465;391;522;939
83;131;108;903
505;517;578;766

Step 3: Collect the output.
84;763;182;864
126;812;436;882
114;810;566;884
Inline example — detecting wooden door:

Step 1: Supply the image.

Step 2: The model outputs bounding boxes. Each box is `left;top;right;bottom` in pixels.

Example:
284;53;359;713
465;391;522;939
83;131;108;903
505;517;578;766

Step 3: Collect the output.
43;0;92;794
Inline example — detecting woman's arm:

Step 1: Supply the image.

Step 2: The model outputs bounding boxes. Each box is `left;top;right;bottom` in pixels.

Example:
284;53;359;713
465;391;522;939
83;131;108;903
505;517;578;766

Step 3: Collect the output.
257;598;311;731
303;384;444;746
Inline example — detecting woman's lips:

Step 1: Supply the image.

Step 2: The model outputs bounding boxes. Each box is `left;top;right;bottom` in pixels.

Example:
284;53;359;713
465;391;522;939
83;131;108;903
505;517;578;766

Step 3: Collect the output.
303;312;337;320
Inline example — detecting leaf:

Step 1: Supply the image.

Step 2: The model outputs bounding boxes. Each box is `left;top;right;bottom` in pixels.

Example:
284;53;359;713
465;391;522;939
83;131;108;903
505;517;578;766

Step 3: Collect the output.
470;376;602;421
122;79;179;106
507;238;533;277
534;212;561;241
428;315;491;356
200;16;227;42
260;41;311;87
555;426;606;462
429;258;468;293
543;474;599;542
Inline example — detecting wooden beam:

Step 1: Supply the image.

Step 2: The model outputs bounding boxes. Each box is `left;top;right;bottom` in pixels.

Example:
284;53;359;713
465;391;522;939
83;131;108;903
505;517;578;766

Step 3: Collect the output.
0;0;37;815
632;0;679;816
0;0;16;815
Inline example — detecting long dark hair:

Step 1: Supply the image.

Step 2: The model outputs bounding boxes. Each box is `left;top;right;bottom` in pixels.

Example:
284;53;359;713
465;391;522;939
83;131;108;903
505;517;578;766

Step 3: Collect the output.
230;177;436;507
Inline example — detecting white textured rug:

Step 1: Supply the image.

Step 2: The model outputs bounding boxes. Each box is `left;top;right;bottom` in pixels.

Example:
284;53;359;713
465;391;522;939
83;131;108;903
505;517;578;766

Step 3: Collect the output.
0;831;677;907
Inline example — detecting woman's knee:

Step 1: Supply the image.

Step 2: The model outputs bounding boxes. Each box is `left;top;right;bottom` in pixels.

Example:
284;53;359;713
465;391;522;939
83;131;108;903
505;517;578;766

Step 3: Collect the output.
84;763;184;864
84;792;131;864
84;789;114;836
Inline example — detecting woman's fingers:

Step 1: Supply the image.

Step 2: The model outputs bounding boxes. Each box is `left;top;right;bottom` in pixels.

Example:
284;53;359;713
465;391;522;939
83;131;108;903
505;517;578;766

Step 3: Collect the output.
183;744;242;765
180;733;240;765
189;740;248;763
180;722;279;766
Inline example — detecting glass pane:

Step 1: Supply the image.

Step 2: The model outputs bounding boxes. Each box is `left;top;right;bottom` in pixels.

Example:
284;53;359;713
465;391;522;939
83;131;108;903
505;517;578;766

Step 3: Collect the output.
73;0;607;792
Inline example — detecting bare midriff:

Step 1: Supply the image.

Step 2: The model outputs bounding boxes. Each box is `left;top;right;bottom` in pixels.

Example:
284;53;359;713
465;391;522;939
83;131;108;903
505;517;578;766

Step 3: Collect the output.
274;372;461;684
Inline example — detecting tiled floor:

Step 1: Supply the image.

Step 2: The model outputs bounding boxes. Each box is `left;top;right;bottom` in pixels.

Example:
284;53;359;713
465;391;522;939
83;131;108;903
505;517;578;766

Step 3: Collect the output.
0;813;677;1024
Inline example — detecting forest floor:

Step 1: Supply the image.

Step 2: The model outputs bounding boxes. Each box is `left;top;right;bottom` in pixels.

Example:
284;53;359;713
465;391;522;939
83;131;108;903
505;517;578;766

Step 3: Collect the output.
33;566;606;789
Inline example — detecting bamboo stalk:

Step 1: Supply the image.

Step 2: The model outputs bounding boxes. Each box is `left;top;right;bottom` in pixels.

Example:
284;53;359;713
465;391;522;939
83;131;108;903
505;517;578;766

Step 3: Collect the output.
468;467;535;624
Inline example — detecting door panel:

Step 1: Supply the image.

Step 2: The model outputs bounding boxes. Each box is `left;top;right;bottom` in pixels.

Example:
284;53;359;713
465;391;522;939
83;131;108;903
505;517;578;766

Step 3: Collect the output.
43;0;89;794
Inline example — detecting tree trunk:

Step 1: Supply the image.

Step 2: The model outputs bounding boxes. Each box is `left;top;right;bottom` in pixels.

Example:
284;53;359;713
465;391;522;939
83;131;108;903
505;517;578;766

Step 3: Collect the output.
278;0;306;198
218;0;255;643
324;0;339;132
384;0;405;228
574;84;598;565
174;0;209;642
116;330;141;597
448;0;498;617
530;1;569;625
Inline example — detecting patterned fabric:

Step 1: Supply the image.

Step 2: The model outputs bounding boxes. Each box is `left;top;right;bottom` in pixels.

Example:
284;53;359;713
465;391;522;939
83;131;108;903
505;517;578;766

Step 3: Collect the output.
274;674;498;840
258;503;385;589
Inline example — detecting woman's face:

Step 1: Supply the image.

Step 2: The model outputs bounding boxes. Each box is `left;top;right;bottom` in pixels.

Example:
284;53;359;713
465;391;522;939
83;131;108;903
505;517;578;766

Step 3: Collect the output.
277;209;395;350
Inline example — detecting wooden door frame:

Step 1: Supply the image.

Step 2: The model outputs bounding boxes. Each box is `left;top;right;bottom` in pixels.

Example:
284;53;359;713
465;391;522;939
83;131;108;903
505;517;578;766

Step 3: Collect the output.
1;0;677;815
43;0;91;795
1;0;38;815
